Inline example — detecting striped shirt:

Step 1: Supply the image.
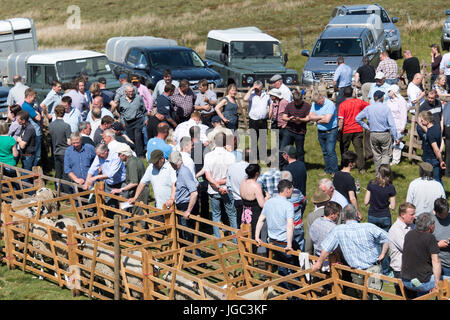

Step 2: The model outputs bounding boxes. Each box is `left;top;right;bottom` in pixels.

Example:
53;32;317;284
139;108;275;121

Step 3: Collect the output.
321;220;388;270
257;168;281;197
376;57;398;80
309;216;337;257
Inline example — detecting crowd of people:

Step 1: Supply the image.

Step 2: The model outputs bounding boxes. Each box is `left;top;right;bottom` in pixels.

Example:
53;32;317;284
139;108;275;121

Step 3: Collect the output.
0;45;449;299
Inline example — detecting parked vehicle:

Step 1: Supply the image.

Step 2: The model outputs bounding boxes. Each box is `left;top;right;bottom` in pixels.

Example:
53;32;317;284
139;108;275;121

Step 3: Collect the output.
301;14;387;86
106;36;223;90
442;10;450;51
205;27;298;87
330;3;401;59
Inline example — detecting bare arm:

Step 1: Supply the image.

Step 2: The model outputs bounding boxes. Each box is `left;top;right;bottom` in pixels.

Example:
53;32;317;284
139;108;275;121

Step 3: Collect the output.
285;218;294;251
389;196;396;211
11;143;18;158
311;249;331;272
254;213;266;244
364;189;371;206
183;191;198;219
254;184;266;208
214;99;228;123
431;254;441;290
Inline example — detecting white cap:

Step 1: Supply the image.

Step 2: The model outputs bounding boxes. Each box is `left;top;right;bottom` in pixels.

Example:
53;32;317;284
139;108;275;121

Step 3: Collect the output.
375;71;385;80
268;88;283;99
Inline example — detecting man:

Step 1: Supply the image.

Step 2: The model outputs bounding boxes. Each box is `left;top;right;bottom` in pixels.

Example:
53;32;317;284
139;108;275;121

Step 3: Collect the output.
401;212;441;296
93;115;114;146
400;50;421;84
309;93;339;175
376;51;398;85
226;148;250;225
78;121;95;146
333;56;353;110
147;83;177;139
333;151;360;214
268;88;289;146
146;122;173;161
338;87;369;172
318;178;350;216
16;110;36;171
97;77;114;110
129;149;176;213
309;201;342;262
282;145;306;197
152;69;179;101
433;198;450;280
170;79;196;124
40;80;63;119
111;74;137;113
48;105;72;186
132;76;154;147
304;188;331;254
110;143;147;232
281;90;311;162
206;116;233;148
111;121;135;151
256;151;281;197
355;56;376;102
439;48;450;91
169;150;199;242
387;202;417;298
63;80;88;116
64;132;96;185
118;85;146;157
244;81;271;160
367;72;390;103
417;110;446;184
173;111;208;147
21;88;42;167
179;136;196;179
7;75;28;107
255;179;298;288
194;79;218;127
86;96;114;123
406;162;445;217
88;108;102;141
203;132;237;241
269;74;293;102
418;89;443;131
55;96;82;133
102;129;136;157
312;204;389;299
355;90;399;174
407;73;426;109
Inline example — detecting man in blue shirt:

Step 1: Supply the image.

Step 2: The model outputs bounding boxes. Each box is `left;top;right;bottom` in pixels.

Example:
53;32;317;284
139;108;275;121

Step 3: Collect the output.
309;93;339;175
333;56;353;110
368;72;390;103
41;80;63;120
21;88;42;168
146;122;173;161
312;204;388;299
356;90;399;174
64;132;96;185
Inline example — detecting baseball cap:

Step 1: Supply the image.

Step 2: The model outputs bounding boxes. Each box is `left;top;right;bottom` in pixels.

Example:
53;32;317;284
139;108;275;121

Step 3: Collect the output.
373;90;385;101
149;150;164;165
269;74;283;83
282;145;297;158
98;77;106;84
115;143;133;157
211;115;221;123
374;71;385;80
131;76;139;83
119;73;128;80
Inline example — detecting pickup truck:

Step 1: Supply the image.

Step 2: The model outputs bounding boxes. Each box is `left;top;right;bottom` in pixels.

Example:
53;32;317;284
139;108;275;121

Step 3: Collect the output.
106;36;223;90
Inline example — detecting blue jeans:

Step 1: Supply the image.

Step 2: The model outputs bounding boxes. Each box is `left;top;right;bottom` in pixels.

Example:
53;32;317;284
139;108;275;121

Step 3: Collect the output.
423;158;442;186
385;79;398;85
209;193;237;244
317;127;339;174
293;224;305;252
33;135;42;167
368;215;391;275
402;277;436;296
280;129;306;162
21;155;35;171
142;116;149;147
442;265;450;280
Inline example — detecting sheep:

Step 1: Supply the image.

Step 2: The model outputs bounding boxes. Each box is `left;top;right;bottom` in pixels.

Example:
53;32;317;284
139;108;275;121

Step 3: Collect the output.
162;271;226;300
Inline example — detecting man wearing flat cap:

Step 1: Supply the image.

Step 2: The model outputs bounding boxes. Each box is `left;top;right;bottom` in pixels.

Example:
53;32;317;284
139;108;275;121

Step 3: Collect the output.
304;188;331;255
355;90;399;173
269;74;293;102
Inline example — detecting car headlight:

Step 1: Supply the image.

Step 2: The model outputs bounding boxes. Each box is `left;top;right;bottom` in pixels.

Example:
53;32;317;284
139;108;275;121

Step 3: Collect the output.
385;29;396;38
302;70;313;79
213;78;223;87
285;76;294;84
245;76;254;85
445;22;450;29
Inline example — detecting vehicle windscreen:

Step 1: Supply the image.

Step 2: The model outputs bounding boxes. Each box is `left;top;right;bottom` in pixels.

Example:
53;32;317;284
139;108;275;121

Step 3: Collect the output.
311;38;363;57
347;10;391;23
56;56;115;81
148;50;205;69
230;41;281;58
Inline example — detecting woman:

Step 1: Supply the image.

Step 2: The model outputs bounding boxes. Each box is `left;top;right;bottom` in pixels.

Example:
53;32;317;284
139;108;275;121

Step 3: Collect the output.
433;74;450;105
215;84;239;130
430;44;442;89
268;88;288;144
387;85;408;165
239;164;269;244
7;104;22;140
364;164;396;275
0;120;19;177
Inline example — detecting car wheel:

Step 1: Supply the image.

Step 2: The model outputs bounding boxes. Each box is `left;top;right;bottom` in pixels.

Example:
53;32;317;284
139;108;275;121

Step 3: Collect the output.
392;47;402;60
442;40;450;52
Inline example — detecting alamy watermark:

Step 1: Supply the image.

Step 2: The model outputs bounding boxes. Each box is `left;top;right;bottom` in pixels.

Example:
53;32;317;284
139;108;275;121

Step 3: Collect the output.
66;5;81;30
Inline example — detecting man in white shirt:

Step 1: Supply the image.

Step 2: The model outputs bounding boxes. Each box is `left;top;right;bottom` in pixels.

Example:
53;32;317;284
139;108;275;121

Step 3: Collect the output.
102;129;136;157
179;136;196;179
226;148;250;221
7;75;28;107
203;132;237;241
173;111;209;147
152;69;180;100
407;73;426;110
406;162;445;217
388;202;417;298
244;80;271;160
269;74;293;102
440;51;450;91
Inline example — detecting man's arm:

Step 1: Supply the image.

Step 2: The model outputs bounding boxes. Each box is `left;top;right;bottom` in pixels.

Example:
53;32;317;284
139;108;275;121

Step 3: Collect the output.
431;253;441;290
311;249;330;272
183;191;198;219
285;217;294;251
355;109;369;130
378;242;389;261
431;141;446;169
254;213;266;245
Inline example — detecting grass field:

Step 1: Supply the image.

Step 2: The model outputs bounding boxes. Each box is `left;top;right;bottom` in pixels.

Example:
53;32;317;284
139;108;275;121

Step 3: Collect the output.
0;0;449;299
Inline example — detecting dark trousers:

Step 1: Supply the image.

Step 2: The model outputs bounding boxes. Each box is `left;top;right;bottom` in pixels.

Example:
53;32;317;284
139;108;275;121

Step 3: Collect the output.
280;129;306;162
147;115;161;140
364;129;373;160
125;117;144;157
340;131;365;170
176;201;198;243
393;271;417;299
54;154;72;194
249;118;268;161
234;199;243;227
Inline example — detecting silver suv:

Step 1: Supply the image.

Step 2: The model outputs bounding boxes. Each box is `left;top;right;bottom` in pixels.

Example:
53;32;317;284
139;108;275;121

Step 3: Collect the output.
331;3;401;59
442;10;450;51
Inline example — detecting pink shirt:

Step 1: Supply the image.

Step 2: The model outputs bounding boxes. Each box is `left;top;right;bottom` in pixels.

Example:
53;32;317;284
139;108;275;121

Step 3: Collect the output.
271;98;289;128
137;84;154;113
387;95;408;132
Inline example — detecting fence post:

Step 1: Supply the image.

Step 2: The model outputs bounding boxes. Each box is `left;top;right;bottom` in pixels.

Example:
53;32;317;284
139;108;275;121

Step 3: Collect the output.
114;214;121;300
2;203;14;270
67;225;80;297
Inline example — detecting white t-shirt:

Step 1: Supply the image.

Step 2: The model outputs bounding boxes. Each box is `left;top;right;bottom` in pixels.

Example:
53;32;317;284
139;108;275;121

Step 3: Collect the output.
140;161;177;209
152;79;180;100
248;91;271;120
173;118;209;145
406;178;446;216
180;151;196;179
203;147;236;195
279;83;293;103
440;52;450;76
407;82;425;109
